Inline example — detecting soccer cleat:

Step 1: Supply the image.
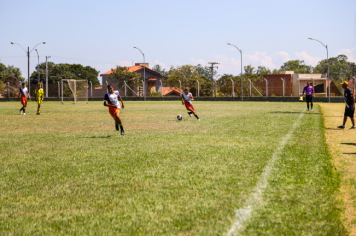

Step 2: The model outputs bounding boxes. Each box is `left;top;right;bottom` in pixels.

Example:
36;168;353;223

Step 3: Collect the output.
351;126;356;129
23;113;26;115
337;125;345;129
115;123;119;131
189;113;192;117
198;119;200;121
311;109;313;111
121;130;125;135
36;113;40;115
19;109;22;115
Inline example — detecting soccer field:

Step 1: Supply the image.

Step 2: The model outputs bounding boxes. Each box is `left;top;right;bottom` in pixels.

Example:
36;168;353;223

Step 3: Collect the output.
0;101;346;235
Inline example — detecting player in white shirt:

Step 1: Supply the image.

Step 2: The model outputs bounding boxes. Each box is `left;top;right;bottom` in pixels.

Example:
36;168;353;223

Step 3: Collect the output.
103;85;125;135
181;88;200;120
18;83;31;115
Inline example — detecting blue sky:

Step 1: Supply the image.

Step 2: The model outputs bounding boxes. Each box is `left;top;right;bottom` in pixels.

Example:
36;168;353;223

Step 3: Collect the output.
0;0;355;83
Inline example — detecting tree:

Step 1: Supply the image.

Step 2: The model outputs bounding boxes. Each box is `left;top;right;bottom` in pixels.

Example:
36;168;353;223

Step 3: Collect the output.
167;65;202;89
279;60;313;73
195;64;217;78
152;64;169;77
109;66;142;89
256;66;272;75
314;54;354;82
0;63;25;82
30;63;100;86
244;65;256;75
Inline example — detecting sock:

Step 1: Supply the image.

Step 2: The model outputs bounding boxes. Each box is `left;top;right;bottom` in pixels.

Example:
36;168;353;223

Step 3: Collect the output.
20;108;23;111
119;124;124;130
188;111;193;115
23;109;25;113
307;104;309;110
194;114;199;119
311;104;313;109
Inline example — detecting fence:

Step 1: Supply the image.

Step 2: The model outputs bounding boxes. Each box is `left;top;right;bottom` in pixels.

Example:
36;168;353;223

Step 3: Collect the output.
0;80;343;99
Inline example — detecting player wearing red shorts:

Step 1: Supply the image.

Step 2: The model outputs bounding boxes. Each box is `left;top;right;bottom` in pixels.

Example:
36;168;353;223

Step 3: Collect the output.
18;83;31;115
103;85;125;135
181;88;200;121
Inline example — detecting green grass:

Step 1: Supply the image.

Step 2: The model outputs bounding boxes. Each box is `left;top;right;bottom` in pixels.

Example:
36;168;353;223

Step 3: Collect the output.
0;101;346;235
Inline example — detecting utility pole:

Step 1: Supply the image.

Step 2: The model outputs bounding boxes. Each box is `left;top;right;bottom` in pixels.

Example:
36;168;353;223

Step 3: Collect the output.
45;56;51;97
208;62;219;97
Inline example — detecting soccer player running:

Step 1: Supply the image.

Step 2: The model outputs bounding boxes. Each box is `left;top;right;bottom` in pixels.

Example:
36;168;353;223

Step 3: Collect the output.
338;81;356;129
181;88;200;121
18;83;31;115
35;83;44;115
103;85;125;135
302;82;314;111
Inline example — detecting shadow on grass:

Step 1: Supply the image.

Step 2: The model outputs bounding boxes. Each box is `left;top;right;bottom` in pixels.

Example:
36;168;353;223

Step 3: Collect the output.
270;111;320;114
81;135;112;139
341;143;356;146
343;153;356;155
326;128;343;130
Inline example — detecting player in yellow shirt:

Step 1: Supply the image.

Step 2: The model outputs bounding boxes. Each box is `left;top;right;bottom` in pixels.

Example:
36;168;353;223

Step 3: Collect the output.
35;83;44;115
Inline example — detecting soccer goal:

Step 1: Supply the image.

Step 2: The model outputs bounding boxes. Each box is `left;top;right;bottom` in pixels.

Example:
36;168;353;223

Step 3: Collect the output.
61;79;88;104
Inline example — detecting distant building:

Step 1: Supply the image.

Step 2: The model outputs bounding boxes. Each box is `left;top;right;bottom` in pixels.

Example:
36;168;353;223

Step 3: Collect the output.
257;71;341;97
99;63;166;97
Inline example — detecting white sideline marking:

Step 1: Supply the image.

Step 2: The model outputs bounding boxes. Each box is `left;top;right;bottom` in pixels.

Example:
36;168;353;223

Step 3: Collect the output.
226;109;306;236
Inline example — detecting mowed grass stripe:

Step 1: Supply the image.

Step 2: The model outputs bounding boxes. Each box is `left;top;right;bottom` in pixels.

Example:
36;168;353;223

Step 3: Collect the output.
227;108;306;236
0;101;344;235
241;104;346;236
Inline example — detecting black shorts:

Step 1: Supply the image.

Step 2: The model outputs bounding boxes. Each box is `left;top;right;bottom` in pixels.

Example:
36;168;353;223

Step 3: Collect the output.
345;106;355;118
306;95;313;103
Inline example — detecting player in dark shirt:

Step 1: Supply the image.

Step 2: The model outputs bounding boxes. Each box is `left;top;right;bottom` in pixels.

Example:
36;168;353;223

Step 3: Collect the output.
338;81;356;129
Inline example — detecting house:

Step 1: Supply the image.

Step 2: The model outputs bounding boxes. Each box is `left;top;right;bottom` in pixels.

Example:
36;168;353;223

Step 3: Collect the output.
100;63;165;97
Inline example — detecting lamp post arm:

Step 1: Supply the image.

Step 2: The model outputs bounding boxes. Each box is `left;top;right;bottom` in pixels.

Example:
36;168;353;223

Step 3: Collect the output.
11;43;27;53
30;42;45;53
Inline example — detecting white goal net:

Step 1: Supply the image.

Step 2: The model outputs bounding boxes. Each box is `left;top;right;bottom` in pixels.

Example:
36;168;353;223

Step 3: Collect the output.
61;79;88;104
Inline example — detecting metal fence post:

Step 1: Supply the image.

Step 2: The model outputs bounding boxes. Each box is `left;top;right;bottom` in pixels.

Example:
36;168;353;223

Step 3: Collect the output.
58;81;60;98
281;78;285;97
196;80;199;98
7;82;10;98
90;81;93;98
249;80;252;97
264;78;268;97
179;80;181;97
297;79;300;98
124;81;127;97
160;80;163;98
230;79;234;97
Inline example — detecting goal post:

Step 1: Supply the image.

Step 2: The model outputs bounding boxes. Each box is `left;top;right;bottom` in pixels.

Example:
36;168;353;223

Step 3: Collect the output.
61;79;88;104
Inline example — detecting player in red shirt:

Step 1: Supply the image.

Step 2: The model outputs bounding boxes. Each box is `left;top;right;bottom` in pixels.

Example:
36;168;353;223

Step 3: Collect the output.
18;83;31;115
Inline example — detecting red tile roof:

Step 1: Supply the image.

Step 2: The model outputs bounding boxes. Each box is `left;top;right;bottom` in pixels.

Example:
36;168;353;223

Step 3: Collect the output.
162;87;182;96
101;66;165;78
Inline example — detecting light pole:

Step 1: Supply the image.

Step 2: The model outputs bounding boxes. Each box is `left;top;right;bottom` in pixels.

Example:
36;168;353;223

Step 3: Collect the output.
11;42;46;94
35;49;40;83
308;38;330;102
134;47;146;101
227;43;243;101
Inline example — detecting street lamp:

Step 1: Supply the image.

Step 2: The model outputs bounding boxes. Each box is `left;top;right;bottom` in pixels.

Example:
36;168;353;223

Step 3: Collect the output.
11;41;46;94
227;43;243;101
35;49;40;83
134;47;146;101
308;38;330;102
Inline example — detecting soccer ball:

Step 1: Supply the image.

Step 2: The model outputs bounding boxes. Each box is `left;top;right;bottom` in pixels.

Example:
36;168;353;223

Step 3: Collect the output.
177;115;183;120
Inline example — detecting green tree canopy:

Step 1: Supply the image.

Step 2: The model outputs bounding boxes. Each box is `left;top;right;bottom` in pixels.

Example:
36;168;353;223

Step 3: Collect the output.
279;60;313;73
30;63;100;86
0;63;25;82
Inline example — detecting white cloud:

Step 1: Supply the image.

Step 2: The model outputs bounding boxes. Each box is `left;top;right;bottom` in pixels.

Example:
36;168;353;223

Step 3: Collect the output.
338;47;356;62
275;51;291;62
295;51;322;66
152;59;169;70
243;52;276;69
